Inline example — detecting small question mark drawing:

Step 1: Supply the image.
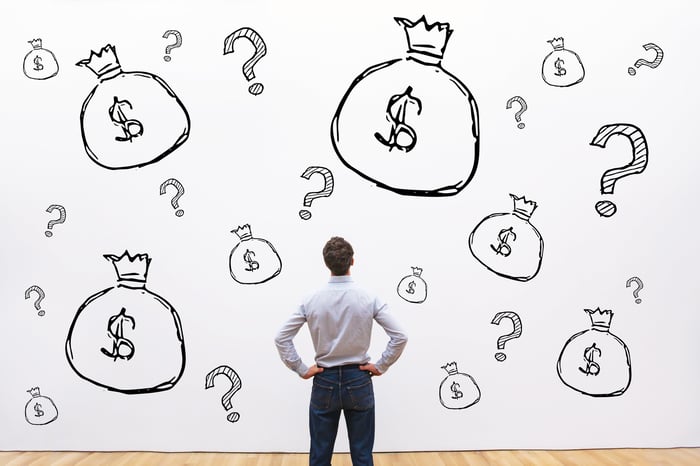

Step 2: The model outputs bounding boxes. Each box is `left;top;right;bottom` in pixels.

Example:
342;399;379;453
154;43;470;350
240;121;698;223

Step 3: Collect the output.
24;286;46;316
491;311;522;362
299;166;334;220
223;28;267;95
506;96;527;129
590;124;648;217
45;204;66;237
162;30;183;62
628;43;663;76
626;277;644;304
205;365;242;423
159;178;185;217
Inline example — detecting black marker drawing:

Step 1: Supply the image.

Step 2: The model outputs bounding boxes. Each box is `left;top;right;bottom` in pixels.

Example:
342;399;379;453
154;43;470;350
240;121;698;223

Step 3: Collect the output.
439;362;480;410
23;39;59;80
626;277;643;304
24;285;46;317
229;225;281;284
330;16;480;197
491;311;522;362
396;267;427;304
162;30;182;62
628;43;663;75
65;251;186;394
557;308;631;397
469;194;544;282
45;204;66;237
24;387;58;425
299;166;334;220
77;44;190;170
506;96;527;129
223;28;267;96
541;37;584;87
590;124;648;217
160;178;185;217
205;365;243;423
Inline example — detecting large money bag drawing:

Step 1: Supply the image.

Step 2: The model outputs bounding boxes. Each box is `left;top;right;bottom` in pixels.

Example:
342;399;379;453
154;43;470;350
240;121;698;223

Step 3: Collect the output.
397;266;427;303
439;362;480;410
77;44;190;170
24;387;58;425
469;194;544;281
23;39;59;80
331;16;480;197
541;37;585;87
65;252;186;394
557;308;631;397
229;224;282;284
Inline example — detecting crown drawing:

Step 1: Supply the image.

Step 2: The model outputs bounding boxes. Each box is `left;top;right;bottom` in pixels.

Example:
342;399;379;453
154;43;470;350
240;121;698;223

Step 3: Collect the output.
105;251;151;282
585;308;614;329
547;37;566;51
28;39;43;50
441;362;459;375
411;266;423;277
396;16;453;59
232;224;253;241
76;44;122;78
27;387;42;398
510;194;538;219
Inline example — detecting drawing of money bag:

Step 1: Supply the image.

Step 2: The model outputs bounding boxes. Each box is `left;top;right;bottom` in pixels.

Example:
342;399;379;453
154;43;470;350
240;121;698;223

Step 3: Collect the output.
468;194;544;281
541;37;585;87
557;308;631;397
77;44;190;170
439;362;480;410
24;387;58;425
331;16;479;197
397;267;427;303
229;224;282;284
65;251;185;394
23;39;59;80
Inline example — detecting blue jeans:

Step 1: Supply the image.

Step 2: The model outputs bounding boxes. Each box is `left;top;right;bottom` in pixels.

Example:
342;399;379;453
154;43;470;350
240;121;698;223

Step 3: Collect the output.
309;365;375;466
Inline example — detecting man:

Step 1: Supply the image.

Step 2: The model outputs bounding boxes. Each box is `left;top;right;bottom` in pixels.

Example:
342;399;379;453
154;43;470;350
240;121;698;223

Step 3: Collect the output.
275;236;408;466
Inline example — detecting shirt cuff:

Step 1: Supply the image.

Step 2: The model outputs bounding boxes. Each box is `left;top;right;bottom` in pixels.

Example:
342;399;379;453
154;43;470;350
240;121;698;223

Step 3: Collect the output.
295;363;310;377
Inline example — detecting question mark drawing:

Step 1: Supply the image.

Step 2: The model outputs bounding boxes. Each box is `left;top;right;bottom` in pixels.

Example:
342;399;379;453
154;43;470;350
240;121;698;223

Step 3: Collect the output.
223;28;267;96
162;30;182;62
45;204;66;237
626;277;644;304
491;311;522;362
24;286;46;316
506;96;527;129
590;124;648;217
299;166;334;220
159;178;185;217
628;43;663;76
205;365;242;423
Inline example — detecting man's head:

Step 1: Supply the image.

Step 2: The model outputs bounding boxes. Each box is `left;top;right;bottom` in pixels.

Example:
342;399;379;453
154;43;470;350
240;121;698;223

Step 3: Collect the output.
323;236;354;276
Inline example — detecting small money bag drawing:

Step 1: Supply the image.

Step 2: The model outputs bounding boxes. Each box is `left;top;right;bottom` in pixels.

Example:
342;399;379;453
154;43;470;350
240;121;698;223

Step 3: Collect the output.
541;37;585;87
24;387;58;425
331;16;480;197
557;308;631;397
65;251;186;394
77;44;190;170
439;362;480;410
397;266;427;303
229;224;282;285
23;39;59;80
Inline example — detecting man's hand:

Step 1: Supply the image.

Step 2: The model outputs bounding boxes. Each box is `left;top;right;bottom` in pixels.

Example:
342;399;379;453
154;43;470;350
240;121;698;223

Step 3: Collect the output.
359;363;382;376
301;365;324;379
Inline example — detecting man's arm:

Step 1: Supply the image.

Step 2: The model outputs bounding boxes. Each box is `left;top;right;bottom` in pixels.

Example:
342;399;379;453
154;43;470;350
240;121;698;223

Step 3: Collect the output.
274;306;311;377
370;299;408;374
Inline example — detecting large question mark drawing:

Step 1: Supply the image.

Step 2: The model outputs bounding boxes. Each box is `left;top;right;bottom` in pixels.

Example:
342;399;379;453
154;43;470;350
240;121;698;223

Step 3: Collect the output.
299;166;334;220
590;124;648;217
159;178;185;217
626;276;644;304
628;43;663;76
223;28;267;96
506;96;527;129
491;311;522;362
205;365;242;423
162;30;183;62
45;204;66;237
24;286;46;316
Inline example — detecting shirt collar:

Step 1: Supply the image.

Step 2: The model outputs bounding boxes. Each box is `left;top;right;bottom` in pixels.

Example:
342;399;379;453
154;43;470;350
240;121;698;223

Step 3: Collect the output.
329;275;353;283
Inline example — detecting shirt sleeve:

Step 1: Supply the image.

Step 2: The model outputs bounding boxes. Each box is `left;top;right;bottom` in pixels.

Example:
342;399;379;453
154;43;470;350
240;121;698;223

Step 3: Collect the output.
372;299;408;374
274;305;310;377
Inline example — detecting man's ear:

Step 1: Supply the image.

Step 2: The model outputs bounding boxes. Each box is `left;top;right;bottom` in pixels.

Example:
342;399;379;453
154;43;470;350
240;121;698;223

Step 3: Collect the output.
351;257;355;266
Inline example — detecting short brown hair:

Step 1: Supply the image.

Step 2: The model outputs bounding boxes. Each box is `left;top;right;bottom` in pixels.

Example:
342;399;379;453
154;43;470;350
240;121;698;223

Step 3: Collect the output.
323;237;354;275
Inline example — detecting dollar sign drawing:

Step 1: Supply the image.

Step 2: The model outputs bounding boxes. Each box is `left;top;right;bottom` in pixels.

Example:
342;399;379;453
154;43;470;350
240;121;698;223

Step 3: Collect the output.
490;227;516;257
406;280;416;294
100;307;136;361
554;58;567;76
33;403;44;417
109;96;144;143
450;381;463;400
578;343;602;376
243;249;260;272
375;86;423;153
33;56;44;71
